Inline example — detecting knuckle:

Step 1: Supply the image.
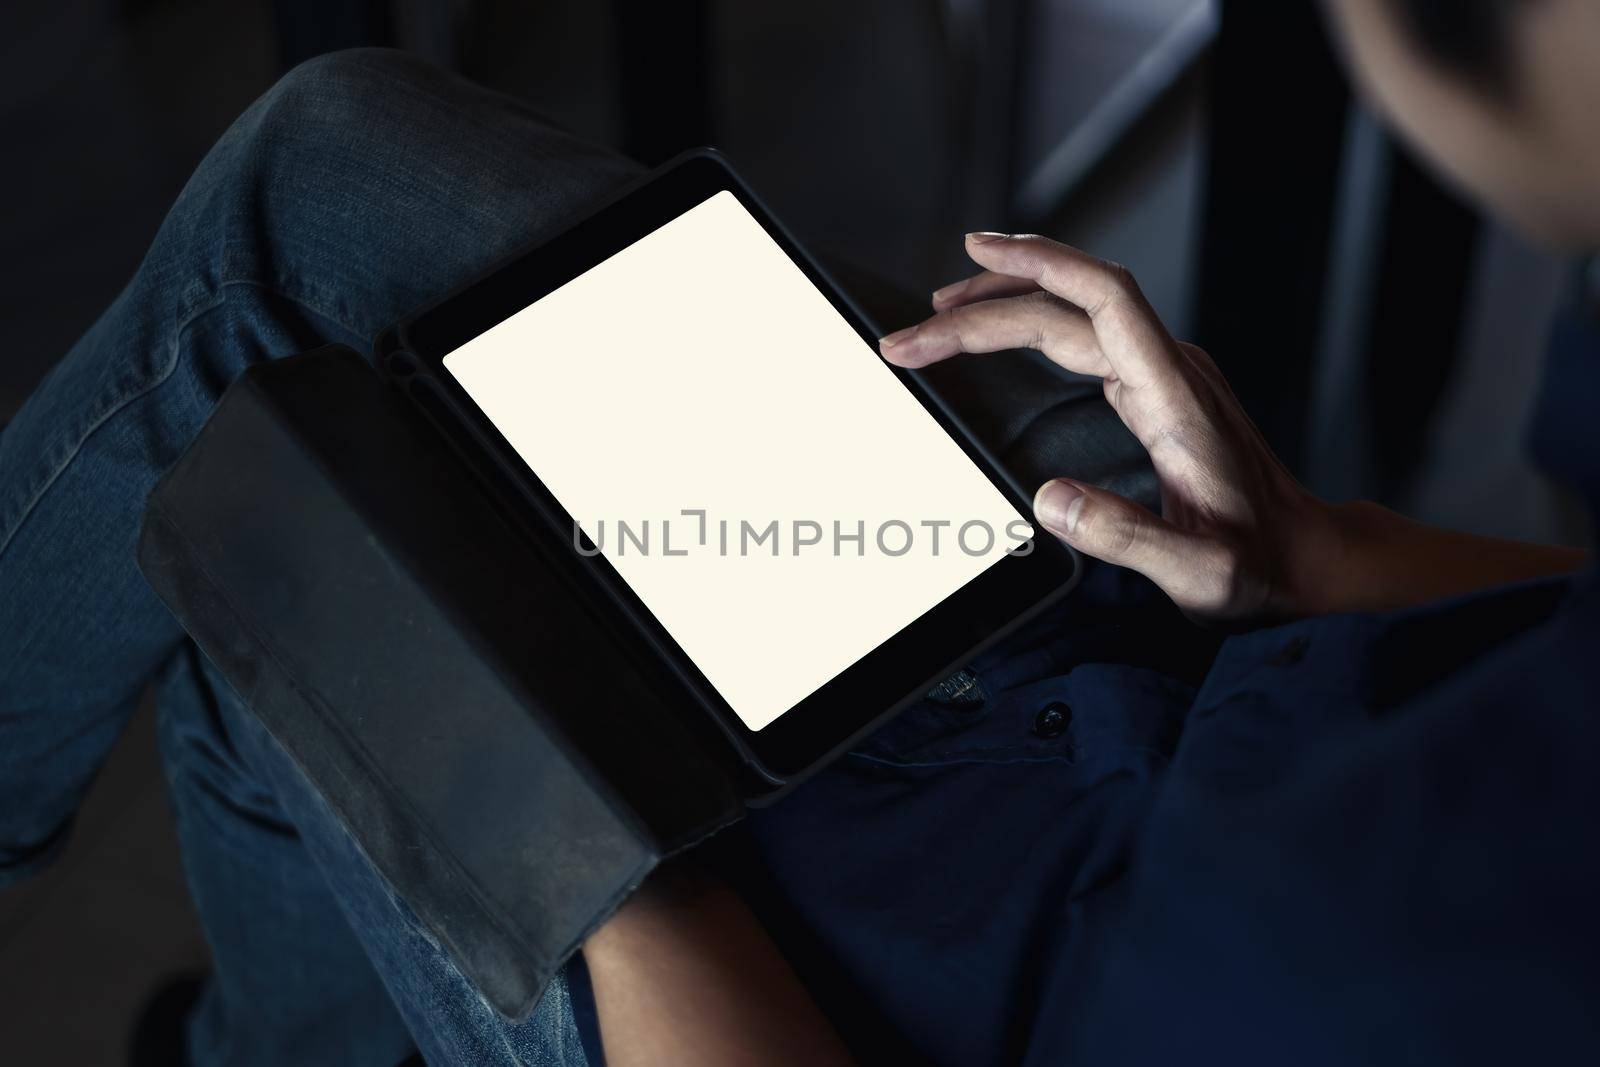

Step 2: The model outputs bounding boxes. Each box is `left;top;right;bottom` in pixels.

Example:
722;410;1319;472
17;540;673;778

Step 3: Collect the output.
1224;551;1251;602
1102;260;1139;297
938;303;972;345
939;303;987;352
1101;374;1127;412
1080;500;1138;558
1179;341;1223;380
1017;291;1058;348
1082;259;1142;318
1148;355;1216;419
1208;542;1255;611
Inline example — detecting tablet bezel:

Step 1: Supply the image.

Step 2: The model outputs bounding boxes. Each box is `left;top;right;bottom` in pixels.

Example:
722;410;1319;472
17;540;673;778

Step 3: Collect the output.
392;150;1080;782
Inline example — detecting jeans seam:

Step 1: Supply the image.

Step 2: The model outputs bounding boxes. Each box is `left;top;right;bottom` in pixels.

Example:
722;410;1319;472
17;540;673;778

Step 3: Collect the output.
0;279;369;567
0;291;222;564
216;277;371;342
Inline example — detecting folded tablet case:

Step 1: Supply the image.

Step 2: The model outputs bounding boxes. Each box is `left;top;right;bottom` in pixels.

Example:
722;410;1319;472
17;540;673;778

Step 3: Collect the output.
137;345;761;1021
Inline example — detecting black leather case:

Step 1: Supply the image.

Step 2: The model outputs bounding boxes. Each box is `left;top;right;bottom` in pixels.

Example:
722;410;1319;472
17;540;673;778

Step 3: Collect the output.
137;345;751;1020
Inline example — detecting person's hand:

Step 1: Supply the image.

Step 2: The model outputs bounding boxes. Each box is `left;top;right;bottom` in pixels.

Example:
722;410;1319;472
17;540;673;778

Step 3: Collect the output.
879;232;1334;624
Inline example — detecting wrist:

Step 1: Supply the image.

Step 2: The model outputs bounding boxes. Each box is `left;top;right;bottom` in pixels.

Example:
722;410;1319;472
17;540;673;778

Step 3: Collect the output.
1284;498;1587;615
1273;492;1366;618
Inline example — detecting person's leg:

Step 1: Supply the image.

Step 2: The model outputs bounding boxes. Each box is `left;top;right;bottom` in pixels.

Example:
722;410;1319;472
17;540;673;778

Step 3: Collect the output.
0;46;638;881
151;646;416;1065
159;651;594;1066
0;47;639;1064
0;43;1157;1064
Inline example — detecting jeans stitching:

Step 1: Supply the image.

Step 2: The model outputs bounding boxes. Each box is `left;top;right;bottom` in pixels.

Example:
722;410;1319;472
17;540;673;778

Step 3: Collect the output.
0;279;373;568
0;291;224;564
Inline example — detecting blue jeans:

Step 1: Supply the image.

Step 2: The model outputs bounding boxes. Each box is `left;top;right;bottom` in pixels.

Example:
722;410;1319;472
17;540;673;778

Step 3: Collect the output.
0;48;1153;1066
0;48;643;1066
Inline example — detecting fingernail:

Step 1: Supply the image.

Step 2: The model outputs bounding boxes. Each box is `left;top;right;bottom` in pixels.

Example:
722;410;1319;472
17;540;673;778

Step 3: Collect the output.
879;324;919;349
1034;480;1085;534
931;278;968;305
966;231;1008;244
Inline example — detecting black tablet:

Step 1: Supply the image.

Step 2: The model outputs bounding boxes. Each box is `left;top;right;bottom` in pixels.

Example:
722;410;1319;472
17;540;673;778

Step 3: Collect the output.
387;150;1079;783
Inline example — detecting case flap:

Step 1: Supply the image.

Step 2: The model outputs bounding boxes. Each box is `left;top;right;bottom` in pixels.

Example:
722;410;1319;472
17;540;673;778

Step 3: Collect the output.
137;346;744;1019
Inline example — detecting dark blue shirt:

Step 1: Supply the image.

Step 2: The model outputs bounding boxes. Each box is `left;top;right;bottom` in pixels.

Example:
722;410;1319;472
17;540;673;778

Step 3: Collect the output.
739;297;1600;1065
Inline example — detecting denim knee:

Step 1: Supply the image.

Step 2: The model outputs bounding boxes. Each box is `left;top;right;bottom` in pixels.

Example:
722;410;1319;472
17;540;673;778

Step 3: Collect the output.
269;46;442;117
155;48;465;325
151;46;638;340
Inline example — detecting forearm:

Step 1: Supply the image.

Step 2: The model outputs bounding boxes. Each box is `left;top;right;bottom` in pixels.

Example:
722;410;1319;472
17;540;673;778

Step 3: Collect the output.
1288;499;1588;616
583;864;852;1067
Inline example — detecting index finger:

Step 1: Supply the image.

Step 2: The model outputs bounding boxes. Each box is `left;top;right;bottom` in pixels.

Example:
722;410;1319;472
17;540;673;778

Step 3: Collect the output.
962;233;1180;391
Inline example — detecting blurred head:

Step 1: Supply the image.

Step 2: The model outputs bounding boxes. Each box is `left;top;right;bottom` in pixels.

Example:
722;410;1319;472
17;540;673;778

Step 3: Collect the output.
1323;0;1600;250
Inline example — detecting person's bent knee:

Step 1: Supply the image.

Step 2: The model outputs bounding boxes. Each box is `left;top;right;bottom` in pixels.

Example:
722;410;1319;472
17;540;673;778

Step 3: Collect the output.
145;45;633;343
158;48;444;244
260;47;439;135
156;48;463;319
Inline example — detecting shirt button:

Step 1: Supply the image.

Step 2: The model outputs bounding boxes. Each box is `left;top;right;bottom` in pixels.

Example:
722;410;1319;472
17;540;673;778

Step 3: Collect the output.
1033;702;1072;739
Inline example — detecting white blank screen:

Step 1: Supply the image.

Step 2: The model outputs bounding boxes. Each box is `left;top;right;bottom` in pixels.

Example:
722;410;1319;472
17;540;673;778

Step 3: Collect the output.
444;191;1029;730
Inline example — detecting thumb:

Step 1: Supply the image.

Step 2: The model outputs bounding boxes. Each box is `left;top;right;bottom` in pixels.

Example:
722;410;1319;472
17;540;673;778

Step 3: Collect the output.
1033;479;1218;607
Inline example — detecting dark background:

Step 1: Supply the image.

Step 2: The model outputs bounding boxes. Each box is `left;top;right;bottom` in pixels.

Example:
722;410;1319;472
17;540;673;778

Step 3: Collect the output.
0;1;1589;1063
